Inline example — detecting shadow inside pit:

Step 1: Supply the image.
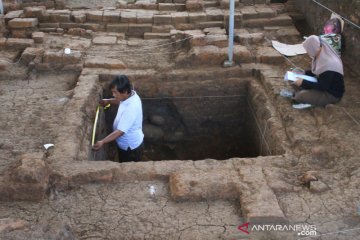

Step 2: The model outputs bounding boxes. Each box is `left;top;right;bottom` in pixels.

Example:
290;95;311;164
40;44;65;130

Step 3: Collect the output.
91;91;272;162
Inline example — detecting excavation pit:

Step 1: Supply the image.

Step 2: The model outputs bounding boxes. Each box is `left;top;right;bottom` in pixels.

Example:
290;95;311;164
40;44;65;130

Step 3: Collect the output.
91;76;284;162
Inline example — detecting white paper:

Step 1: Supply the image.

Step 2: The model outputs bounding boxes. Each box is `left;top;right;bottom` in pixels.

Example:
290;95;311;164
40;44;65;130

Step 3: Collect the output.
284;71;317;83
272;40;307;56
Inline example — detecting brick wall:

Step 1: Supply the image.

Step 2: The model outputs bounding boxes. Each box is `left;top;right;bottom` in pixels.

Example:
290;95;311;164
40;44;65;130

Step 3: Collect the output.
295;0;360;74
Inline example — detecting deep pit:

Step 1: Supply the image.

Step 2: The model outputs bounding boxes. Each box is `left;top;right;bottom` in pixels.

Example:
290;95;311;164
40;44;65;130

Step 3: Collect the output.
90;76;284;162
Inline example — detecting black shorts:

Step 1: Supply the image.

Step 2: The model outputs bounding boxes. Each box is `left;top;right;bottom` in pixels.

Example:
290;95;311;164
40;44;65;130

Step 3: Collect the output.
118;142;144;162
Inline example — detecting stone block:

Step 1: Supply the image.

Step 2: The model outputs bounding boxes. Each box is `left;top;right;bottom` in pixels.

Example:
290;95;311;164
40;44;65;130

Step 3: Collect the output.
106;23;129;32
67;28;88;37
238;166;286;222
128;23;153;36
60;23;81;29
134;1;158;10
203;34;228;48
92;36;117;44
186;0;204;12
85;57;126;69
235;32;264;44
45;10;71;23
171;12;189;24
82;23;103;31
169;169;239;201
203;27;223;34
243;18;270;28
270;14;293;26
206;8;224;21
109;32;126;40
144;32;171;39
152;25;174;33
276;27;300;37
6;38;34;49
39;28;56;33
63;50;82;64
43;50;63;64
103;11;121;22
232;45;253;63
9;153;49;184
39;22;60;28
189;12;206;23
0;38;6;48
86;10;103;22
240;6;258;19
32;31;44;43
256;46;284;64
121;11;137;23
153;15;172;24
173;23;195;31
11;29;29;38
136;12;153;24
190;45;225;65
158;3;177;11
47;13;67;23
255;6;277;18
175;3;186;11
24;6;46;18
4;10;24;22
224;12;242;26
196;21;224;29
72;11;87;23
220;0;239;9
0;218;28;232
20;47;44;64
240;0;254;5
47;9;71;15
8;18;38;28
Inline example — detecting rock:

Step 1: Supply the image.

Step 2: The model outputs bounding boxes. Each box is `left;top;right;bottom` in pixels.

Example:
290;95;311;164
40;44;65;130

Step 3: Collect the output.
149;115;165;126
164;131;184;142
310;180;329;193
0;218;28;233
143;124;164;143
186;0;204;12
298;171;318;189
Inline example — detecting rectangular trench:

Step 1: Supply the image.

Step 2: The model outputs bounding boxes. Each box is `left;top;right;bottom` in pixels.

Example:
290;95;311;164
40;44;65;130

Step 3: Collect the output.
87;74;285;162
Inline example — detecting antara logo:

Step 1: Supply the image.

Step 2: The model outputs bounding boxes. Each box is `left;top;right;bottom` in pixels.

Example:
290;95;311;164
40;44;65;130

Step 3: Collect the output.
238;222;250;234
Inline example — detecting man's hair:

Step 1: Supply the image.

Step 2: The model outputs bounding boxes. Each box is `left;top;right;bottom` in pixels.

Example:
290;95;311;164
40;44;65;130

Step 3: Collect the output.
109;75;132;94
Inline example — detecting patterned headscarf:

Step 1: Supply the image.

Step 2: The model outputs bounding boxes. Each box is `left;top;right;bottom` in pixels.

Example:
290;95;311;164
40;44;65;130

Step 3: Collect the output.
320;34;342;56
302;35;343;76
320;17;343;56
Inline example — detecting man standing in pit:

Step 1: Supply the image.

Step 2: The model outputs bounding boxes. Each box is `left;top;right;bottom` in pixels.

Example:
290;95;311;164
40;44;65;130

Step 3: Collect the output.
92;75;144;162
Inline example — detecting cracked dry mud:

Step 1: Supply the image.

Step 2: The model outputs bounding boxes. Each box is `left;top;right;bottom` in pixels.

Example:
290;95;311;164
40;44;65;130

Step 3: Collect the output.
1;181;242;239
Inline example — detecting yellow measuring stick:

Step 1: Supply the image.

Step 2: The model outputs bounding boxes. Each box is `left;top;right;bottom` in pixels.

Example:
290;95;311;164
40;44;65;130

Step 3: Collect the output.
91;104;110;146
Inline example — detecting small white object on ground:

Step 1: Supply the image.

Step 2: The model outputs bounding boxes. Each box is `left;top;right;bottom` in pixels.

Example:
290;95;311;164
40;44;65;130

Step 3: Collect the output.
292;103;312;109
149;185;156;195
44;143;54;150
64;48;71;55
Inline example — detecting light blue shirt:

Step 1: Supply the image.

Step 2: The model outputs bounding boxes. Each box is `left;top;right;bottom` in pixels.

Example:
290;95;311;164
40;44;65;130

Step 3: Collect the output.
113;91;144;150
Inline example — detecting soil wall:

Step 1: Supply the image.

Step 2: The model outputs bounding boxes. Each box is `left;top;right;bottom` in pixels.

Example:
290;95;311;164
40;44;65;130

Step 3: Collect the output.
295;0;360;74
